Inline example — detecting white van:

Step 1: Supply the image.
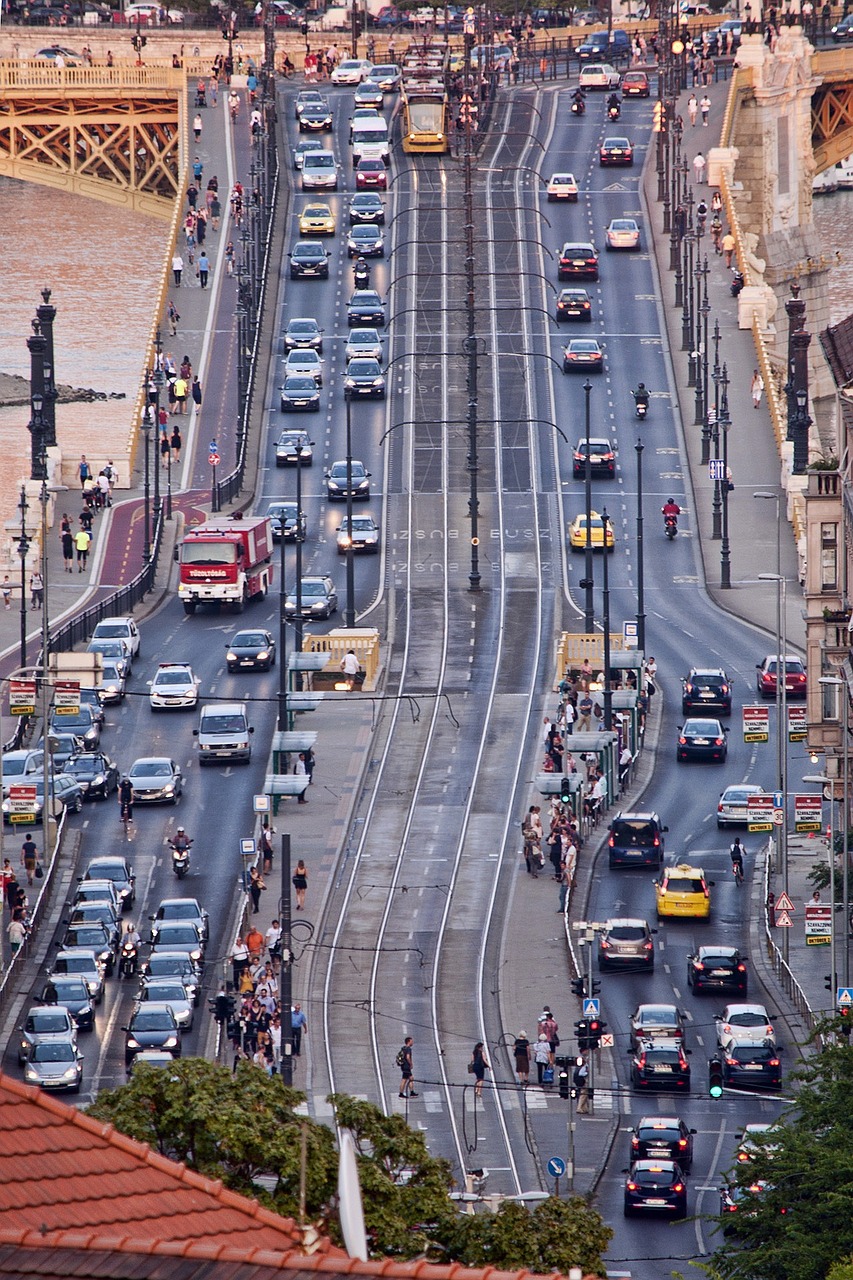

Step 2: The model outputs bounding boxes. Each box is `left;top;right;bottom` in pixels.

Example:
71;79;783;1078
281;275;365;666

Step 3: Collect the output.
194;702;254;764
301;150;338;191
351;120;390;164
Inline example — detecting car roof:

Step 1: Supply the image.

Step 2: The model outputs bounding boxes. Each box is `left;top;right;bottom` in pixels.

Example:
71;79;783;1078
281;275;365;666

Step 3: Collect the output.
664;862;705;875
604;916;649;928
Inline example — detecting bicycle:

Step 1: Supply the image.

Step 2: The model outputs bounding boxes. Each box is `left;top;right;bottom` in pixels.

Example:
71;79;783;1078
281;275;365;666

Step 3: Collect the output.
119;801;133;838
732;858;744;886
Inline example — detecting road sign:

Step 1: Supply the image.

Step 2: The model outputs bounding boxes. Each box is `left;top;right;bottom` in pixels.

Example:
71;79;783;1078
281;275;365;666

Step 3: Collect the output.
795;793;823;833
709;458;725;480
208;451;220;467
788;705;807;742
547;1157;566;1178
837;988;853;1007
622;620;638;648
53;679;80;716
805;903;831;938
583;998;600;1018
775;891;795;912
8;784;37;824
773;809;784;825
600;1032;615;1047
774;910;793;927
747;794;774;832
807;931;831;945
253;794;271;812
9;679;36;716
743;704;769;743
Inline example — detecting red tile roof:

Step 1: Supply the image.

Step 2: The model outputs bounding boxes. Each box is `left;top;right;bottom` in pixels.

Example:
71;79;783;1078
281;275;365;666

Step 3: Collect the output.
0;1072;336;1253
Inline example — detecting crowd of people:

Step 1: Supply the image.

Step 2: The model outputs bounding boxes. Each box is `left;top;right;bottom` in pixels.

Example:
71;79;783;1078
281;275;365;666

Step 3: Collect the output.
225;917;310;1074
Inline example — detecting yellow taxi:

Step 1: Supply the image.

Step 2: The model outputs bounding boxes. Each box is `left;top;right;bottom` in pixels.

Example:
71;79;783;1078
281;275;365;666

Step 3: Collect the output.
654;863;713;919
568;510;615;552
298;203;336;236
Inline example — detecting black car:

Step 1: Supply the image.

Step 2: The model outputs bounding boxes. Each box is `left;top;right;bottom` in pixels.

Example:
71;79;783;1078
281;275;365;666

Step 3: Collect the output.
349;192;386;224
722;1041;782;1090
572;436;615;478
608;811;667;868
326;459;371;500
83;856;135;910
225;629;276;673
682;667;733;715
266;501;306;543
283;576;338;620
49;706;99;751
343;357;386;399
299;102;333;131
63;752;120;800
38;975;94;1031
289;241;330;279
687;945;748;995
347;290;386;326
124;1003;181;1065
555;287;593;322
623;1159;687;1217
280;375;321;412
61;921;117;975
630;1038;691;1092
283;317;323;352
558;242;599;282
347;223;385;257
676;717;728;763
630;1116;695;1170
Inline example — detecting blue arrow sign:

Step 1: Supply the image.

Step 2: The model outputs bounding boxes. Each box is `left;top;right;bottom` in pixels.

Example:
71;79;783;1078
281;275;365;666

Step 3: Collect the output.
837;987;853;1006
583;997;600;1018
774;792;784;808
547;1157;567;1178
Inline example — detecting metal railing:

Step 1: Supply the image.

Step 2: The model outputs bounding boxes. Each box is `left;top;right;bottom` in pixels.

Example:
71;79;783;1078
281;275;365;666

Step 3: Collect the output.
762;836;821;1045
0;805;68;1013
0;60;186;88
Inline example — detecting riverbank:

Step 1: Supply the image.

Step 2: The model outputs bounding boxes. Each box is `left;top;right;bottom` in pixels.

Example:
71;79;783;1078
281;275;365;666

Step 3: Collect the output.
0;372;126;409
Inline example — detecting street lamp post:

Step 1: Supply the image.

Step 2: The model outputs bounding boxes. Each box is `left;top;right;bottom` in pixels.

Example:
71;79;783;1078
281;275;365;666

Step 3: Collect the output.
681;228;693;352
141;391;153;563
36;288;57;450
719;364;732;589
17;486;30;671
820;675;851;986
804;773;838;999
761;568;790;960
582;378;594;634
711;320;722;538
27;323;48;482
344;393;355;629
278;507;288;732
601;505;613;730
294;439;309;664
635;439;645;653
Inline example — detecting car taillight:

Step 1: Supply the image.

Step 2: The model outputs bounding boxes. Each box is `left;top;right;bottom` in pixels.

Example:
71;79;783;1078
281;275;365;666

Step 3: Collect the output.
725;1201;738;1213
694;961;705;970
725;1055;737;1065
600;939;611;949
702;880;710;897
737;963;746;972
626;1181;638;1192
673;1183;684;1193
769;1058;780;1066
638;1054;646;1067
643;940;653;951
677;1138;688;1149
608;835;615;846
737;1151;750;1162
678;736;687;745
587;257;596;265
721;684;729;693
631;1137;639;1150
653;835;660;846
715;737;724;746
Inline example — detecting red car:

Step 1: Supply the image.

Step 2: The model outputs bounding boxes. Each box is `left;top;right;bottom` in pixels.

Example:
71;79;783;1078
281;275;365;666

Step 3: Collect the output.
755;655;807;700
622;70;650;96
355;159;388;190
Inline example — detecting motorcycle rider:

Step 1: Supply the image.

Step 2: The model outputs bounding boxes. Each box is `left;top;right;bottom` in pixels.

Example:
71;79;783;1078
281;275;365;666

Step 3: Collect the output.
353;255;370;286
171;826;193;854
606;91;620;115
633;382;650;408
123;921;141;950
662;497;681;523
572;86;586;111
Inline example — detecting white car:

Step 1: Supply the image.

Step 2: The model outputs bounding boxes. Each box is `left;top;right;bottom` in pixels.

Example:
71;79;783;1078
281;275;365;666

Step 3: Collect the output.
91;616;141;659
547;172;579;202
284;348;324;385
331;58;373;85
345;327;383;362
717;783;766;827
148;663;200;711
605;217;641;250
716;1003;776;1050
124;2;184;20
579;62;621;89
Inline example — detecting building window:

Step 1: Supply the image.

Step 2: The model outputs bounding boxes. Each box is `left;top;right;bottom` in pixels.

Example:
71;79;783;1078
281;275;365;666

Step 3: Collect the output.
821;522;838;591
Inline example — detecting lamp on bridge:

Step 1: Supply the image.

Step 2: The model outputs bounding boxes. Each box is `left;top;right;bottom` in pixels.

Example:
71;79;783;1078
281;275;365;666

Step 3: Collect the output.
36;289;57;451
791;325;813;475
26;322;48;483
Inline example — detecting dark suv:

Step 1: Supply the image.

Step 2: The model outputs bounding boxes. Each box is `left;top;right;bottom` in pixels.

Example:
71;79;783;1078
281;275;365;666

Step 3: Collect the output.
578;27;631;61
630;1116;696;1170
630;1039;691;1092
687;946;748;996
608;812;668;869
682;667;733;715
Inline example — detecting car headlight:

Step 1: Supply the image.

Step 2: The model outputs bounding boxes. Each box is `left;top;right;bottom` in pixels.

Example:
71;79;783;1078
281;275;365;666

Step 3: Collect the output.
24;1065;39;1082
226;651;237;662
127;1036;141;1049
190;949;202;962
93;774;105;786
61;1065;79;1081
20;1039;29;1053
328;480;341;490
373;378;384;388
357;478;369;489
164;1035;178;1048
339;536;352;548
98;948;111;964
344;377;356;388
256;650;269;661
164;785;175;795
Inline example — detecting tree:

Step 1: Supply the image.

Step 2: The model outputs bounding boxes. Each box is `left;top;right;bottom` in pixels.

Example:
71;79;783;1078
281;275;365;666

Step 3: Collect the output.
89;1065;611;1272
710;1028;853;1280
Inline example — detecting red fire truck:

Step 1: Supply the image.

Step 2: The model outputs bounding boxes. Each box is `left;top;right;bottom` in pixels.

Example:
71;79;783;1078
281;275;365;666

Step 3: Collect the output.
178;513;273;614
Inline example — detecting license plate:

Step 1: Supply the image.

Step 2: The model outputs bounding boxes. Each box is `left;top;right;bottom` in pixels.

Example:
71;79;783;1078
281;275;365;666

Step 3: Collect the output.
653;1064;673;1072
742;1063;763;1070
693;737;709;745
711;968;731;977
648;1147;670;1156
700;692;714;698
590;454;602;462
645;1198;667;1206
240;660;253;666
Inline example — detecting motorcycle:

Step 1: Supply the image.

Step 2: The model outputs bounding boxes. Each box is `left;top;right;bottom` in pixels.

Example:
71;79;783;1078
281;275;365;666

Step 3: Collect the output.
663;514;678;540
169;839;192;879
730;269;745;297
571;96;586;116
119;938;138;978
353;260;370;289
608;103;620;120
633;393;649;420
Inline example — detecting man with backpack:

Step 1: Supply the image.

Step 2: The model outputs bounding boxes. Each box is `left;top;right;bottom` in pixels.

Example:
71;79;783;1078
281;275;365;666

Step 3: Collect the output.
397;1036;417;1098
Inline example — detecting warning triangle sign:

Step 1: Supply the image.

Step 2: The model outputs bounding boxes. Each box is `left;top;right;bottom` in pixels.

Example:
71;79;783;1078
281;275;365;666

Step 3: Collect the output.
775;892;795;912
774;910;793;927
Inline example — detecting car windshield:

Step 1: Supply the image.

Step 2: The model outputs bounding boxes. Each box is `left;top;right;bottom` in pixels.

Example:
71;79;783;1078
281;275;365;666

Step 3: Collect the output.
608;925;647;941
59;957;94;973
145;983;186;1000
728;1010;766;1026
90;863;126;881
611;220;636;231
132;762;172;777
301;582;327;599
147;957;192;976
633;1167;676;1186
234;634;266;646
686;721;721;734
4;759;32;776
289;321;316;334
66;757;98;774
201;715;245;733
157;925;197;942
702;952;735;965
667;876;704;893
647;1048;682;1064
612;820;655;843
94;625;127;639
285;377;317;391
159;903;198;920
70;928;106;945
638;1124;680;1142
732;1046;774;1063
28;1012;70;1032
133;1011;174;1030
32;1042;76;1062
156;670;191;686
639;1007;677;1024
724;788;755;801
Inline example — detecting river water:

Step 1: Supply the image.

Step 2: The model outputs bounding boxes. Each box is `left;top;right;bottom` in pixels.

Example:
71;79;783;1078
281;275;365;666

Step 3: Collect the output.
0;177;161;560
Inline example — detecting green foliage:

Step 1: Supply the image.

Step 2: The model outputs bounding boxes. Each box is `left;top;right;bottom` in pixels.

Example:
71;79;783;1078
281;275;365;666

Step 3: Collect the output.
710;1034;853;1280
440;1196;611;1274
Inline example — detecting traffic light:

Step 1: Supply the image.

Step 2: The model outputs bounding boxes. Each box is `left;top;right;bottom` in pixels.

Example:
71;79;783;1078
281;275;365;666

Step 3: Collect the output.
575;1018;591;1050
210;991;235;1024
826;974;835;991
709;1055;724;1098
840;1007;852;1037
556;1055;570;1098
301;21;309;35
560;774;572;805
590;978;601;997
587;1018;606;1047
571;977;586;998
653;101;667;133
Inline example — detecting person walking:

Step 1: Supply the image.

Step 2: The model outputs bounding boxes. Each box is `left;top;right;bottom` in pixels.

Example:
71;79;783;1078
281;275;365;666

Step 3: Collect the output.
172;252;184;286
259;822;274;874
700;92;711;125
74;526;91;573
469;1041;489;1098
687;92;698;125
722;230;736;268
193;112;202;142
398;1036;417;1097
513;1030;531;1085
170;423;182;462
293;753;308;804
20;834;39;887
230;936;250;988
292;859;308;910
574;1055;591;1113
160;430;171;469
339;648;362;690
0;577;11;610
249;865;266;914
576;689;593;732
174;374;188;415
7;915;26;957
533;1033;552;1084
210;193;222;231
191;375;203;409
61;525;74;572
521;804;542;876
291;1002;308;1055
751;368;764;409
693;150;706;183
29;572;43;608
168;299;179;336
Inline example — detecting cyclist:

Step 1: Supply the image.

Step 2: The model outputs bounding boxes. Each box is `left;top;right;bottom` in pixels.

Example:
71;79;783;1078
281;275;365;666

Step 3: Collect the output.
730;837;745;881
118;776;134;825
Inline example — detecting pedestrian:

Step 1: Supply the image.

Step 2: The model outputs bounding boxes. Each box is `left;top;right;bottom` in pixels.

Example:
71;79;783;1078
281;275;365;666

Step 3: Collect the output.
0;576;11;610
170;423;182;462
469;1041;489;1098
29;572;43;608
61;526;74;572
292;858;308;909
7;915;26;957
20;834;38;887
644;655;658;696
291;1002;308;1055
687;92;698;125
513;1030;531;1084
210;75;218;105
693;151;706;184
74;527;91;573
196;210;207;246
398;1036;417;1097
558;858;571;912
294;754;308;804
193;112;202;142
225;239;234;275
245;923;264;963
576;689;593;732
751;368;764;409
547;818;564;880
259;822;274;873
533;1033;552;1084
303;746;315;786
191;374;203;407
722;230;736;268
574;1055;591;1113
266;918;282;960
174;375;188;415
521;804;543;877
187;181;199;209
231;936;250;987
192;155;203;182
172;252;184;286
249;865;266;913
700;92;710;126
340;648;362;690
168;299;179;336
710;214;723;253
160;430;171;469
97;470;112;507
210;194;222;231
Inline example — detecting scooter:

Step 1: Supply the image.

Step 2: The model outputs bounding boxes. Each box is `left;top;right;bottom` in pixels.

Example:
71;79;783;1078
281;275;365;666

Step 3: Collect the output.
353;259;370;289
663;514;678;540
119;938;138;978
571;96;586;116
169;839;192;879
633;395;649;420
608;103;620;121
730;269;745;297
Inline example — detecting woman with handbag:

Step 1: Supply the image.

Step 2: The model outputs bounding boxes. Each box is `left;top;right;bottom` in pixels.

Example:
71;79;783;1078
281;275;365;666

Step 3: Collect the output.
469;1041;489;1098
292;860;308;911
533;1033;552;1085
